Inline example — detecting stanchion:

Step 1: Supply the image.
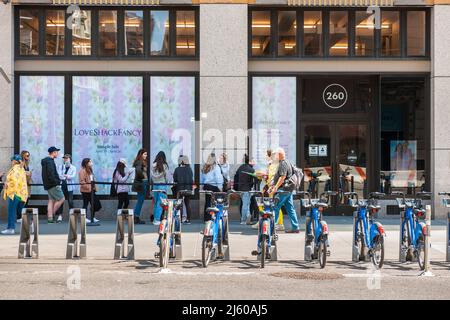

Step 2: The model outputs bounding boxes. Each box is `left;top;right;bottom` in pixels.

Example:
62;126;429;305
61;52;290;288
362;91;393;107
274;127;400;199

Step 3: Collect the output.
420;205;433;276
66;208;87;259
114;209;135;260
18;208;39;259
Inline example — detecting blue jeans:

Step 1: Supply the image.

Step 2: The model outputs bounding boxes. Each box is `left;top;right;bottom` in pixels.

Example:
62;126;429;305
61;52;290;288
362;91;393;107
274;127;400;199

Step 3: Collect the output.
153;186;168;222
7;196;24;230
274;192;299;231
134;184;148;217
241;192;251;223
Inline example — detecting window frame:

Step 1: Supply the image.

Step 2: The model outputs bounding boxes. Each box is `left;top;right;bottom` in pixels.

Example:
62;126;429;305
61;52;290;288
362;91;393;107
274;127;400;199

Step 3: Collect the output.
14;5;199;60
248;6;430;60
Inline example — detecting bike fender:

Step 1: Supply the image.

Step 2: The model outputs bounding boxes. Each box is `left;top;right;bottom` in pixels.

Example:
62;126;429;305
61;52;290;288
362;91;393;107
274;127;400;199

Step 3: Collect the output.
418;222;427;237
320;221;329;235
203;221;213;237
159;219;167;234
262;220;270;236
371;222;385;237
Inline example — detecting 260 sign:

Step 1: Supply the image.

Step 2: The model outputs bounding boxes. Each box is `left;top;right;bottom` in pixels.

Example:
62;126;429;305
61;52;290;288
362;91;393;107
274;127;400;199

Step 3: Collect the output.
322;84;348;109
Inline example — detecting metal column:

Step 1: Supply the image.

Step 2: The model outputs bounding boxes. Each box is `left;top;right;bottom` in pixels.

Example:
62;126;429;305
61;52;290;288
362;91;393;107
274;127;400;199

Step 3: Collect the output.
114;209;135;260
66;208;87;259
447;212;450;262
304;210;313;261
18;208;39;259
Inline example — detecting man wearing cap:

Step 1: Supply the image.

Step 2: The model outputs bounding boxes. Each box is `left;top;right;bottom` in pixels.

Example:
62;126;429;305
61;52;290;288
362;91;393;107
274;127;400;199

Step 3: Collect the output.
41;147;65;224
55;154;77;222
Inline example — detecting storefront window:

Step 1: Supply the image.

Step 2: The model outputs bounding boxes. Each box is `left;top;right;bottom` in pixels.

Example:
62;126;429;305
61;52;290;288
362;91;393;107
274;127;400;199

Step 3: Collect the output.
151;77;196;171
252;11;271;57
98;10;117;56
303;11;322;56
380;79;427;195
125;10;144;56
72;10;91;56
176;11;196;56
407;11;426;56
45;10;65;56
150;10;170;56
355;11;375;57
252;77;297;168
381;11;401;57
72;76;143;194
19;76;65;194
277;11;296;57
329;11;348;56
19;9;39;55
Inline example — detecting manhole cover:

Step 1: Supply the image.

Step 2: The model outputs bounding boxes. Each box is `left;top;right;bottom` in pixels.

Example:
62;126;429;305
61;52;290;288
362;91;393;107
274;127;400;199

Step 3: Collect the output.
269;272;344;281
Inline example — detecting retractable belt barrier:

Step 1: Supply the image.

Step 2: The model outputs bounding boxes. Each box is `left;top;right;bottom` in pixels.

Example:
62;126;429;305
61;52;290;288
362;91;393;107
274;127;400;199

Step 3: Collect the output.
18;208;39;259
114;209;135;260
66;208;87;259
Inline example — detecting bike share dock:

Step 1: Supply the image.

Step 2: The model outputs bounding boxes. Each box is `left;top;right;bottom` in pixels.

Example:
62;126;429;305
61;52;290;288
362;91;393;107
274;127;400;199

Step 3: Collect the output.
114;209;135;260
66;208;87;259
18;208;39;259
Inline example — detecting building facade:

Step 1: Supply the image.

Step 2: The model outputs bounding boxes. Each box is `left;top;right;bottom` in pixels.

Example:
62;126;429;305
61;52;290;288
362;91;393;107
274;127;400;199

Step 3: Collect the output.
0;0;449;219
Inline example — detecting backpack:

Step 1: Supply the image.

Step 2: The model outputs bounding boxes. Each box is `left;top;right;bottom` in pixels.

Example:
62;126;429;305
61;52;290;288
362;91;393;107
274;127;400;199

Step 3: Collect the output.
282;161;304;192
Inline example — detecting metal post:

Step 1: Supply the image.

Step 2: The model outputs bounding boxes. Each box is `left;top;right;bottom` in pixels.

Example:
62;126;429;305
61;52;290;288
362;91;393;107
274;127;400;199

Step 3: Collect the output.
221;210;230;261
399;210;407;262
304;208;313;261
18;208;39;259
420;205;433;276
66;208;87;259
447;212;450;262
352;211;359;262
114;209;135;260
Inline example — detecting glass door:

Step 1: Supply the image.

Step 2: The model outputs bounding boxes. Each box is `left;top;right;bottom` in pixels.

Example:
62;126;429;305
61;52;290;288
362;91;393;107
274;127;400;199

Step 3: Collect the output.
302;122;369;215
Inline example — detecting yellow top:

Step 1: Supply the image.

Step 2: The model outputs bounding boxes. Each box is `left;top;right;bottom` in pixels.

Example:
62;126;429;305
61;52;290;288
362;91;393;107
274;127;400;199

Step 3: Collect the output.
3;164;28;202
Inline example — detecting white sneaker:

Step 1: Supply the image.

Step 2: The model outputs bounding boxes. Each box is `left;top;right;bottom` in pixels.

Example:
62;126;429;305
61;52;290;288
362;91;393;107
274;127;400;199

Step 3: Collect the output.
251;222;259;229
57;215;63;223
93;218;100;223
153;220;161;226
1;229;15;235
85;218;91;224
240;221;246;225
16;218;22;223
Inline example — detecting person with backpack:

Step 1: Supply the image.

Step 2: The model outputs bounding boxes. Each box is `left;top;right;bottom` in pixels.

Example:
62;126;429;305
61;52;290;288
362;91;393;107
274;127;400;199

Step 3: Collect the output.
268;147;300;233
173;155;194;224
235;154;256;225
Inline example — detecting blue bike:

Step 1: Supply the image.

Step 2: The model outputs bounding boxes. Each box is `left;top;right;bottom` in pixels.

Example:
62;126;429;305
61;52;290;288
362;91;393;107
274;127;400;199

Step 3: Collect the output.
298;191;336;268
200;191;233;268
154;190;194;268
346;191;386;269
392;191;431;270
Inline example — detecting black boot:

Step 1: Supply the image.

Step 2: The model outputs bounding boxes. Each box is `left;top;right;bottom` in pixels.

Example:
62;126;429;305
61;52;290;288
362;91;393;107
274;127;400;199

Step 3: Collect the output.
134;216;145;224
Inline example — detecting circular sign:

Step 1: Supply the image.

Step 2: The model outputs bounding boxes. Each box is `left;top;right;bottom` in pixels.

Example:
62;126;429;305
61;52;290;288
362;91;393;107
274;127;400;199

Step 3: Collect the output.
322;84;348;109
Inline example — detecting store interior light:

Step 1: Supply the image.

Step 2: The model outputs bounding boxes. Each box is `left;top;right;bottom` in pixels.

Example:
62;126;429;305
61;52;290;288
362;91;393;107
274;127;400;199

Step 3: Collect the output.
356;23;390;29
46;23;65;27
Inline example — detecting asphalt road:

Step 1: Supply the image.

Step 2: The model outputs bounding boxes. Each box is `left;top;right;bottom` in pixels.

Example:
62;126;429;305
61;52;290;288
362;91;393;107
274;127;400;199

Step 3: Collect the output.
0;218;449;300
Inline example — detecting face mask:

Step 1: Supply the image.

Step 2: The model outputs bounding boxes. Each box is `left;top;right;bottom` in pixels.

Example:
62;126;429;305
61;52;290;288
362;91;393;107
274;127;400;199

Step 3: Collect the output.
64;161;70;167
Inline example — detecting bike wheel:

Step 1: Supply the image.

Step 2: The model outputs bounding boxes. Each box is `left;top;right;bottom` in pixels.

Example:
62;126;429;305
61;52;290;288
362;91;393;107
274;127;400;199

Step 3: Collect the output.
201;237;212;268
371;236;385;269
159;234;166;268
417;236;426;271
260;234;267;269
319;238;327;269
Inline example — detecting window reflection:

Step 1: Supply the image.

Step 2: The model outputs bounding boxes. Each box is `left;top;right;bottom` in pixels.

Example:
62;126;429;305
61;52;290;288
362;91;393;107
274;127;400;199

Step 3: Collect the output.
303;11;322;56
99;10;117;56
329;11;348;56
150;11;170;56
277;11;296;56
176;11;196;56
46;10;65;56
252;11;271;56
72;10;91;56
381;11;400;56
20;9;39;55
125;11;144;56
407;11;426;56
355;11;375;56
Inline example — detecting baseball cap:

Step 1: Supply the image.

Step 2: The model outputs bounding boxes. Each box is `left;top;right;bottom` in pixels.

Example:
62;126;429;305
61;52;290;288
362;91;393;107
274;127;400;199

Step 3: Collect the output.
48;146;60;153
62;153;72;159
119;158;128;166
11;154;22;162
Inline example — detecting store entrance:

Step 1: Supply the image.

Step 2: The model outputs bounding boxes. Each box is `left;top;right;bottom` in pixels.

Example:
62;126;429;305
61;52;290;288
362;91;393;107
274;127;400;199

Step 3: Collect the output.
301;122;369;216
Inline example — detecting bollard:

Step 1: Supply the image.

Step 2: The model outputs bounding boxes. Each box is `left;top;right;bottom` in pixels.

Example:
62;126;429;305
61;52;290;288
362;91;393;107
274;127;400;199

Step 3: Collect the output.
420;205;433;276
114;209;135;260
18;208;39;259
66;208;87;259
221;211;230;261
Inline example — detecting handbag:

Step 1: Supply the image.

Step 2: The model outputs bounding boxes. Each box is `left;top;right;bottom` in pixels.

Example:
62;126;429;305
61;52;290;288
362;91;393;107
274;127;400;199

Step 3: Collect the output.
110;175;118;197
93;194;102;212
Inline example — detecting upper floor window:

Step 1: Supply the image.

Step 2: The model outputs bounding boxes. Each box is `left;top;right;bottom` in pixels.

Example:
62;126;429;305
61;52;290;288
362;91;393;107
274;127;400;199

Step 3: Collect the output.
45;10;65;56
150;10;170;56
124;10;144;56
250;7;429;59
176;11;196;56
98;10;118;56
19;9;39;55
72;10;91;56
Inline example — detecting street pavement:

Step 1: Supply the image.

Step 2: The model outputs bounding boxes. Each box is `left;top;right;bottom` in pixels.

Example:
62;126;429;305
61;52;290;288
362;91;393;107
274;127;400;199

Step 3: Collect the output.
0;217;449;300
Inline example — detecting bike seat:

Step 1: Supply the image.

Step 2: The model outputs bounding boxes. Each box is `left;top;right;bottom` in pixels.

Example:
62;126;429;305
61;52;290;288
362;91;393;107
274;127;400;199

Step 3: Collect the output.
368;204;381;211
315;202;329;209
160;199;169;208
206;207;219;213
414;208;426;216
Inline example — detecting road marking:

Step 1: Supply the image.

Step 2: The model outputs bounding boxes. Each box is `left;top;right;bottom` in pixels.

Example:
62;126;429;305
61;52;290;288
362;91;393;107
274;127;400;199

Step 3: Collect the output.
431;243;447;254
154;269;256;276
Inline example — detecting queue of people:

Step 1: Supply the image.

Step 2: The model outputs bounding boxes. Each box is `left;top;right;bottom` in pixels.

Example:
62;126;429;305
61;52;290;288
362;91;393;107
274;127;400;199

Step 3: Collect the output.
1;146;299;234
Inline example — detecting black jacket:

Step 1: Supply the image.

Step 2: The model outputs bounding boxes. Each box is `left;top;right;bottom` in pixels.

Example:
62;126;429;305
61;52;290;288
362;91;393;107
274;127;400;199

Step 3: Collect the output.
236;164;256;192
132;160;147;193
41;156;61;190
173;165;194;193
